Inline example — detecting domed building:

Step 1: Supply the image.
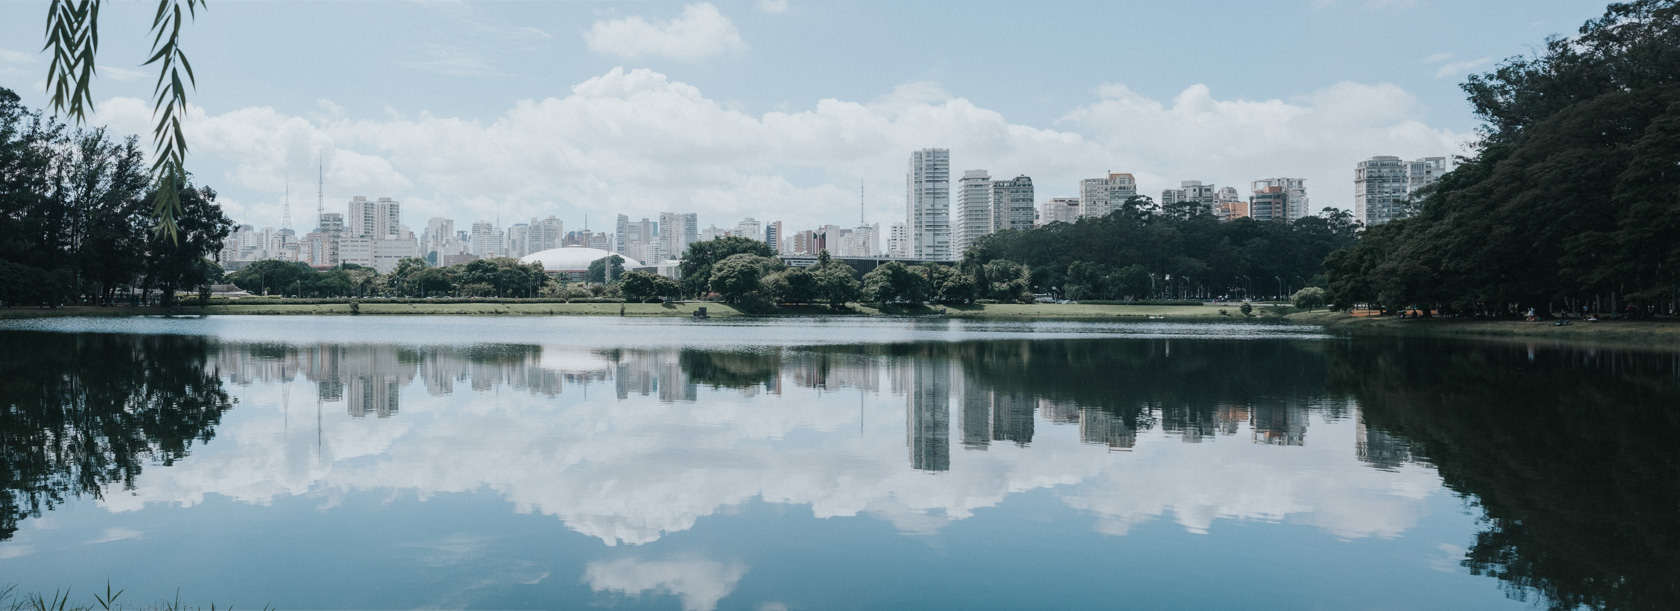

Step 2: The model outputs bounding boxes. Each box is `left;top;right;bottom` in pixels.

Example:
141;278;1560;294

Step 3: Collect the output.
519;247;642;282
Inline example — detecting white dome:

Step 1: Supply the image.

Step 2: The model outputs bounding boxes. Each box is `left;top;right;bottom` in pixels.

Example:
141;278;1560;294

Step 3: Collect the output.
519;247;642;271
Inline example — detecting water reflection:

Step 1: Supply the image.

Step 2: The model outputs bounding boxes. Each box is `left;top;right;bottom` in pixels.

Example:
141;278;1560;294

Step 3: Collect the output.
0;332;231;542
1;329;1675;610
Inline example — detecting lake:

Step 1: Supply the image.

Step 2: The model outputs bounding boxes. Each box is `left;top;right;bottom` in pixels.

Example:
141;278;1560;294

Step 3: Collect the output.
1;316;1675;610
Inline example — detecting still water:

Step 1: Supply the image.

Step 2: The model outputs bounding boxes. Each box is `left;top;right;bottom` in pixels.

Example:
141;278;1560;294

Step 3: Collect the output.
1;316;1675;610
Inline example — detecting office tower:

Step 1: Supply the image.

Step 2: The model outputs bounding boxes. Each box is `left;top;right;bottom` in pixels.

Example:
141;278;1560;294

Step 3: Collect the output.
791;229;816;254
765;221;782;254
906;148;952;260
990;175;1034;232
954;169;992;255
1213;187;1242;221
422;217;452;259
1079;172;1137;218
887;222;910;258
1038;197;1081;226
1248;178;1308;222
659;212;698;260
615;214;630;255
842;223;879;257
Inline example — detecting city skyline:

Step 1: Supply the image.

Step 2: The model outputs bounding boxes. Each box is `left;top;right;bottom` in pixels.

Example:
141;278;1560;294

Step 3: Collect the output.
0;1;1603;234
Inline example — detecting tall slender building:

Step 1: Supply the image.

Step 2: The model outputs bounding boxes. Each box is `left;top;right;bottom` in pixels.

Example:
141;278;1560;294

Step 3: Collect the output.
1248;178;1308;222
953;169;992;255
906;149;952;260
990;175;1034;233
659;212;698;260
1356;156;1448;226
765;221;782;254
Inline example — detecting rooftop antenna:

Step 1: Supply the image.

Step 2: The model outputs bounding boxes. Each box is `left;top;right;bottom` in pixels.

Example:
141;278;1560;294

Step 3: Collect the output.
316;158;324;221
860;179;865;225
282;181;292;231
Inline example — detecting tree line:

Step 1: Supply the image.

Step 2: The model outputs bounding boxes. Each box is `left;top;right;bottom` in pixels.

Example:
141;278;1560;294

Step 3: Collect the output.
968;198;1361;301
1324;0;1680;316
0;87;232;307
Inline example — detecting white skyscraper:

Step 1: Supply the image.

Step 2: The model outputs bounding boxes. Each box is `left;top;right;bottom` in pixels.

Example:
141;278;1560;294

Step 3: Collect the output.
1078;172;1137;218
887;222;910;258
1354;156;1448;226
659;212;698;261
733;217;763;242
1161;180;1219;215
954;169;992;255
469;221;499;257
906;149;952;260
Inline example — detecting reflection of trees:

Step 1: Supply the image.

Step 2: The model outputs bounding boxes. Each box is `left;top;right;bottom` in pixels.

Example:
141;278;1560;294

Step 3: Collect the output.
679;350;782;390
804;340;1341;446
0;332;231;542
1333;340;1680;611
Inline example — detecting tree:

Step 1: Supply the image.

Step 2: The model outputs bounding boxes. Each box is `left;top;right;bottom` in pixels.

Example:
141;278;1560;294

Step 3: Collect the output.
762;267;818;304
813;262;861;307
708;253;781;304
619;270;679;303
982;259;1029;301
141;183;231;306
862;261;927;304
679;237;775;298
1292;287;1328;312
587;255;625;284
1112;264;1152;300
1324;1;1680;316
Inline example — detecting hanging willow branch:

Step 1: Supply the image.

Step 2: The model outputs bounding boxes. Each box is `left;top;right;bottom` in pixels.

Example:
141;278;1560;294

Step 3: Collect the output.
43;0;203;242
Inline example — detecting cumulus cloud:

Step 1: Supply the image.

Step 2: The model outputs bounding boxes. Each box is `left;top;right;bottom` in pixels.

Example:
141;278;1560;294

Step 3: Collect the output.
584;557;747;611
92;69;1467;232
585;3;747;60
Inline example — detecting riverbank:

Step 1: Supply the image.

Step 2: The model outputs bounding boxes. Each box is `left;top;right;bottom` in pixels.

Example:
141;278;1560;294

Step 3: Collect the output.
1290;311;1680;348
0;301;1293;320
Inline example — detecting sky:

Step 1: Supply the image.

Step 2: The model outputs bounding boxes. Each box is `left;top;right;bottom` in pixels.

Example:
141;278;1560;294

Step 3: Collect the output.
0;0;1609;234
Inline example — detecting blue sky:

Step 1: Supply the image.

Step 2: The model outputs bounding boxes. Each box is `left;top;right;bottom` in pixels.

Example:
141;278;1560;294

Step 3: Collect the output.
0;0;1607;232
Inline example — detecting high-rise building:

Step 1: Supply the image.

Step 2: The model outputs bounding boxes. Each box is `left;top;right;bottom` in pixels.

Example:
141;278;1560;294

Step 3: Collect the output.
1079;172;1137;218
1162;180;1218;215
990;175;1034;233
469;221;499;257
906;149;952;260
765;221;782;254
1248;178;1308;222
840;223;879;257
1213;187;1243;221
887;222;910;258
734;217;762;242
529;216;563;253
907;359;951;472
659;212;698;260
506;223;531;258
1355;156;1448;226
1038;197;1081;226
346;196;402;239
954;169;992;255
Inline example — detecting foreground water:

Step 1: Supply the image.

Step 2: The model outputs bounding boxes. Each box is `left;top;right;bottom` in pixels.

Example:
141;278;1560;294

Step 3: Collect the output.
1;316;1675;610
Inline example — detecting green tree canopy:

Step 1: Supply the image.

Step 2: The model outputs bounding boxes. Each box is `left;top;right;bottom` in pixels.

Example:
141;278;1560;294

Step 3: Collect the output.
679;237;775;298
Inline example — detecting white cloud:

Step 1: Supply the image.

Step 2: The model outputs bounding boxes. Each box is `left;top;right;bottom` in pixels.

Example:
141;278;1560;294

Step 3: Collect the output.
584;557;747;611
755;0;789;14
92;69;1467;231
0;48;32;64
584;3;747;61
86;527;146;544
1434;57;1491;79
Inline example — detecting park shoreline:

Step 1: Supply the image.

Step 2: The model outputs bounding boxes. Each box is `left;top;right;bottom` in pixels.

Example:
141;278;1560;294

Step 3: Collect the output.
5;304;1678;349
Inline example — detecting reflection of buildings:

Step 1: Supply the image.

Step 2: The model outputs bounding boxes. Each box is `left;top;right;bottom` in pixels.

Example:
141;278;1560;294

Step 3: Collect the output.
615;352;696;403
906;359;951;472
1077;408;1138;451
1250;403;1309;446
960;377;1034;450
1355;414;1411;470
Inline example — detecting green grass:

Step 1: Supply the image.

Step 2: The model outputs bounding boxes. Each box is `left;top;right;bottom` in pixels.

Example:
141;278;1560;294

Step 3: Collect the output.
0;583;264;611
